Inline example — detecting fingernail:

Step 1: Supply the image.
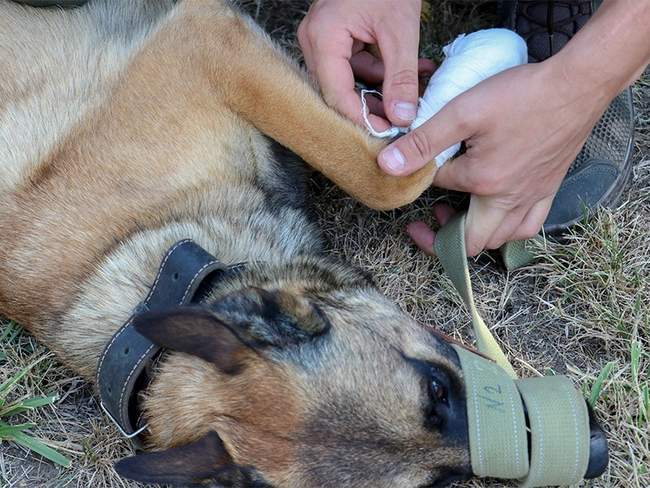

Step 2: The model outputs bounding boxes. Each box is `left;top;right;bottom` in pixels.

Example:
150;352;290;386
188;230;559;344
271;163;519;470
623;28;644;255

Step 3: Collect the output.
380;147;406;174
394;102;417;122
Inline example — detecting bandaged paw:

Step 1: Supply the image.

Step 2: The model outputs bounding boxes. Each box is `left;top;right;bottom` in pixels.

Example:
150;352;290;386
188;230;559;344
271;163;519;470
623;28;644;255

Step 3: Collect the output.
362;28;528;166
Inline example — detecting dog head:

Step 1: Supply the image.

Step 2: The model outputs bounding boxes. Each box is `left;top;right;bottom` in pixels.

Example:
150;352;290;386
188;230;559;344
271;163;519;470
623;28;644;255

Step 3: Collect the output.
115;259;471;487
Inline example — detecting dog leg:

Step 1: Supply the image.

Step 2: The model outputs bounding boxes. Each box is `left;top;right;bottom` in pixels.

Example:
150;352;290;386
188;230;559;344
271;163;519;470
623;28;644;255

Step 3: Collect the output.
186;1;437;210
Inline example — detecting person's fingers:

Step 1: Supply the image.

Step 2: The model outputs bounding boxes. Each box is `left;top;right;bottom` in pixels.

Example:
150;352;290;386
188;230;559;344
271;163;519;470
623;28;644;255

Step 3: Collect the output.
300;25;367;127
297;19;317;75
431;151;486;193
406;203;458;256
350;50;385;84
510;195;554;241
378;102;475;176
376;18;421;127
446;194;552;254
350;53;433;128
366;114;391;132
409;199;532;258
351;51;434;84
485;206;530;250
314;51;362;123
307;35;395;131
486;195;554;249
406;221;436;256
418;58;436;78
315;56;390;131
464;197;510;257
364;93;387;119
432;203;456;227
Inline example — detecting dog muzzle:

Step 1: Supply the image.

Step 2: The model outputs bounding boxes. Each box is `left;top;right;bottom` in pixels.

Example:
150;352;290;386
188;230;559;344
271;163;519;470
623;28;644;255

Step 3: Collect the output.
435;214;608;487
453;345;593;486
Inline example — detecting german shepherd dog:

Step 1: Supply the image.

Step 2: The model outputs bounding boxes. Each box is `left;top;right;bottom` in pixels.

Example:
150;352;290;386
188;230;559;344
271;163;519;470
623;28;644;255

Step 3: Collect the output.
0;1;470;486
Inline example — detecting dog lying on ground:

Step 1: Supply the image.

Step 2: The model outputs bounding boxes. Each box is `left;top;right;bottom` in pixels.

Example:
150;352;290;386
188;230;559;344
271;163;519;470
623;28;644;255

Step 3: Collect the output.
0;1;472;486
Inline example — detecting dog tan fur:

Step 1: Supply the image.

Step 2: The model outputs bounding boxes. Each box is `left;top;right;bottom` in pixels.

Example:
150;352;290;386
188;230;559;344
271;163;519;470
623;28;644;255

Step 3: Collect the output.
0;1;466;487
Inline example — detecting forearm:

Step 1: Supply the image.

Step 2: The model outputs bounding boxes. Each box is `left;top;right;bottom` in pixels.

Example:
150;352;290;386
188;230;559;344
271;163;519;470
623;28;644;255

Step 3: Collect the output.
551;0;650;100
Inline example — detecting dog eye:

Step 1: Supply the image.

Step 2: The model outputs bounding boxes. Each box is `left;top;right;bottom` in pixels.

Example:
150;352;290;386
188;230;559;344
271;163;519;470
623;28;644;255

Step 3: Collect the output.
428;367;448;405
429;378;447;404
425;369;449;429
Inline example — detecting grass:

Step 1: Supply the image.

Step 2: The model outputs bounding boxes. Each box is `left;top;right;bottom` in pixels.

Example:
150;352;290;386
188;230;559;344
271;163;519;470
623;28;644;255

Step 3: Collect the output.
0;330;70;470
1;0;649;487
0;322;134;488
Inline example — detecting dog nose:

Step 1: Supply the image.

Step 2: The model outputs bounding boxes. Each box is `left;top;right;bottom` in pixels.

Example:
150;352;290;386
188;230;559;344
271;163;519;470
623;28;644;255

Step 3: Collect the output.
584;404;609;479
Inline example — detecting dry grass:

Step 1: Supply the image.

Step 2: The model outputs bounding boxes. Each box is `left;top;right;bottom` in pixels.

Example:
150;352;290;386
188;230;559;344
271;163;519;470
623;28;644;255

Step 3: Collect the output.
1;1;648;487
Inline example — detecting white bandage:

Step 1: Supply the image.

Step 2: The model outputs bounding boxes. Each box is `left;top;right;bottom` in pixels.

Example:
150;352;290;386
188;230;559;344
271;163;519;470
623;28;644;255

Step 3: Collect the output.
362;28;528;167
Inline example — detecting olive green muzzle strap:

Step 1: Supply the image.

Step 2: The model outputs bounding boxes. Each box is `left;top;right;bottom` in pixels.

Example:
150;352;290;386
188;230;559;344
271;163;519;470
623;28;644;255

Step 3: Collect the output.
435;213;591;486
517;377;591;487
434;214;518;378
500;238;540;271
452;345;530;480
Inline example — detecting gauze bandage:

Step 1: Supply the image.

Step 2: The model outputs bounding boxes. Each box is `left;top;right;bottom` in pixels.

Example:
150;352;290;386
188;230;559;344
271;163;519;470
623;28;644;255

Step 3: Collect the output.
362;28;528;166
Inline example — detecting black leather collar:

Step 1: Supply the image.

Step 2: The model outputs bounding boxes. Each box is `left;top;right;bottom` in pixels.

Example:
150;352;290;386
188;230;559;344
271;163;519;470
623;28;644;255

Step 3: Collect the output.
96;240;237;440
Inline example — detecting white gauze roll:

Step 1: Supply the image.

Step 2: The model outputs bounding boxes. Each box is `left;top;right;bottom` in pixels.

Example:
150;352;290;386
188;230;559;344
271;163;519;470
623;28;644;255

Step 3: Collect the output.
361;29;528;166
413;29;528;167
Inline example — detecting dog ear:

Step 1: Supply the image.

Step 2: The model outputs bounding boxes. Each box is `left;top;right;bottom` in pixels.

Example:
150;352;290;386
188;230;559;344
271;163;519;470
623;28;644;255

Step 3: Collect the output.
210;287;331;347
114;431;233;485
133;306;251;375
133;288;329;373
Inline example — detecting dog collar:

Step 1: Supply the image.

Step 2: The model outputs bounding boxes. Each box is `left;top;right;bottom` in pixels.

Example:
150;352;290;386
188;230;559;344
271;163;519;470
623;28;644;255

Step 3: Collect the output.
96;239;237;440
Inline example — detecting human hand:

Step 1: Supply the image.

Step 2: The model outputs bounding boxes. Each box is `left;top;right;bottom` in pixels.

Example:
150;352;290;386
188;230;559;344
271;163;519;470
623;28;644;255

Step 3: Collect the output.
298;0;434;131
378;60;613;257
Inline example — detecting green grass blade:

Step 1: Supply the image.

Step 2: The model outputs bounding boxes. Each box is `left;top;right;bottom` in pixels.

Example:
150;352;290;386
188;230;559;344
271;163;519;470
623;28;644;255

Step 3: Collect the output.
642;384;649;425
0;421;36;438
10;431;71;468
0;355;48;401
1;395;58;418
0;321;22;343
631;341;641;386
589;361;615;408
0;422;36;439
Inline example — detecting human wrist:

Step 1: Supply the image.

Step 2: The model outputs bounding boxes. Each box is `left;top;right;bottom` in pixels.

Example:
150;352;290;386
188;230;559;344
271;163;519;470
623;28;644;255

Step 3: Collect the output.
542;48;615;112
547;0;650;99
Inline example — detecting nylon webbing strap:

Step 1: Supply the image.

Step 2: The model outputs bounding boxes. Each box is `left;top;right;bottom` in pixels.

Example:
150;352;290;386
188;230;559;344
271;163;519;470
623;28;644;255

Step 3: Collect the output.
517;377;590;487
434;213;591;486
452;345;529;479
500;238;540;271
434;214;517;378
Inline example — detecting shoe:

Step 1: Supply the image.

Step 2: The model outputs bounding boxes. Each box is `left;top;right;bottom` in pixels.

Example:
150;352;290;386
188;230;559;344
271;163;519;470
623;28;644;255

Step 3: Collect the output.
500;0;600;63
11;0;87;7
500;1;635;237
